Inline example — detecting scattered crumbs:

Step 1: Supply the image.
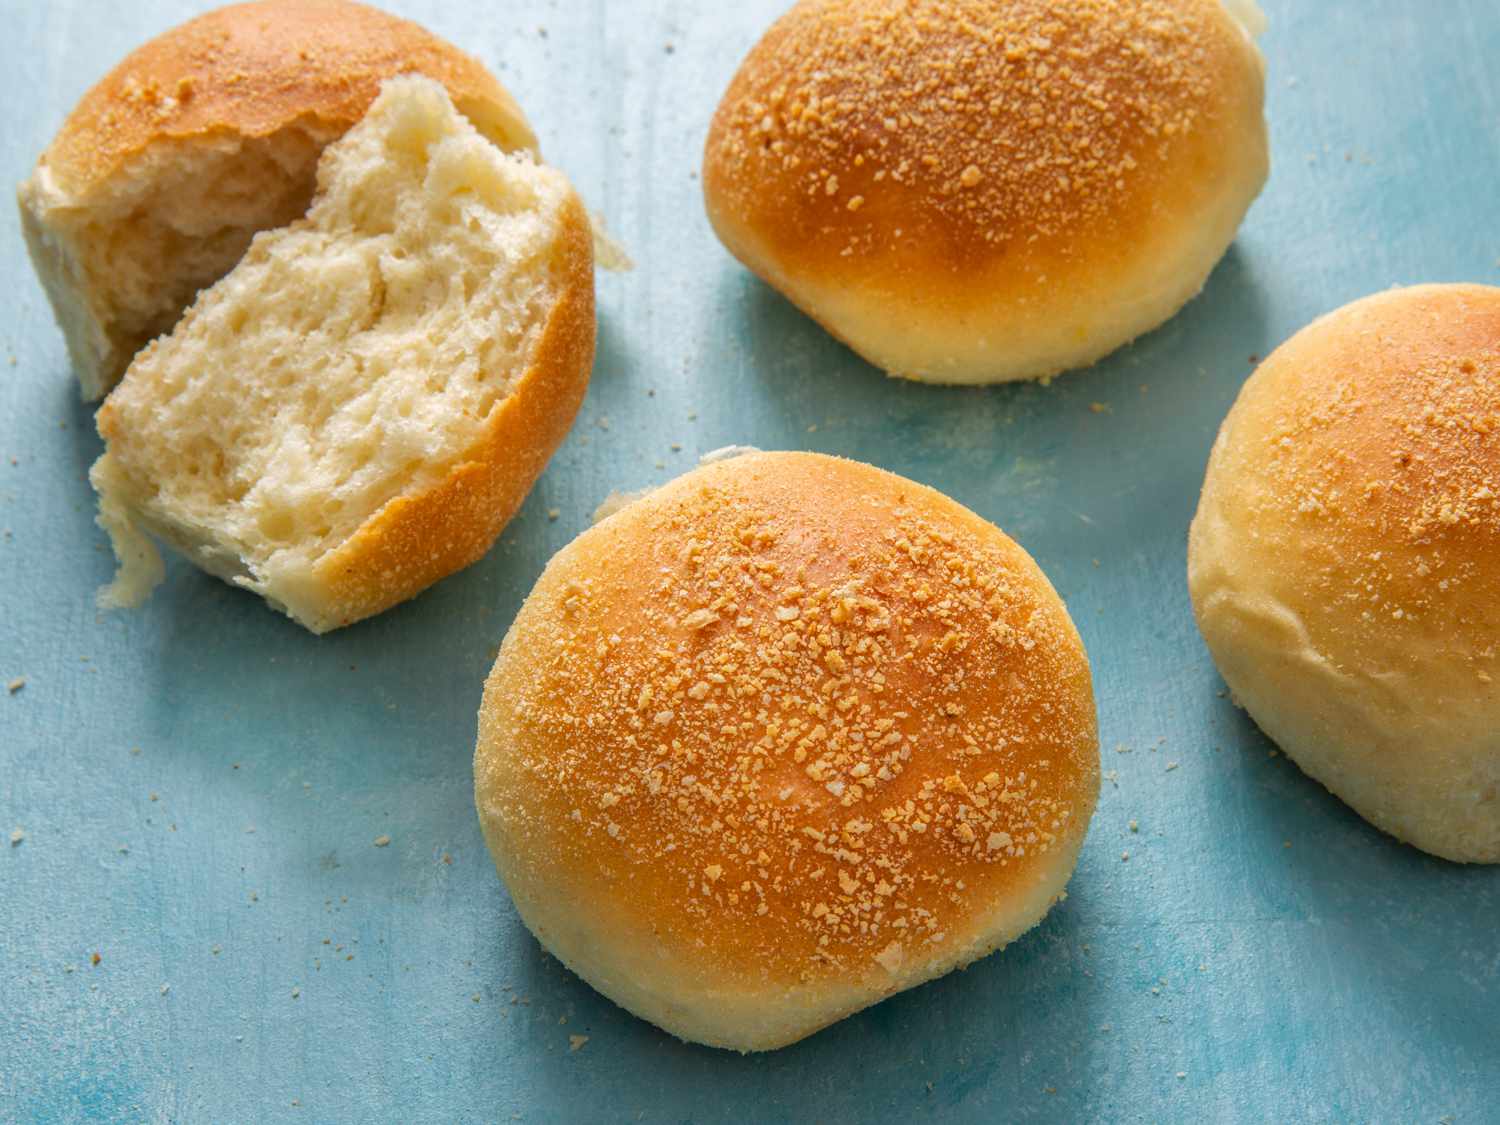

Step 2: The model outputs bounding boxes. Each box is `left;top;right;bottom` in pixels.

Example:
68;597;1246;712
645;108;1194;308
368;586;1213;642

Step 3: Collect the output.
1104;769;1119;788
1176;1072;1187;1081
568;1034;589;1052
160;984;170;995
291;987;301;999
244;826;256;834
211;945;223;956
1164;761;1179;773
596;416;611;431
373;835;392;848
1128;820;1139;833
1099;1023;1112;1033
1115;744;1132;754
687;412;697;421
473;993;483;1003
1091;558;1100;568
149;792;159;802
558;1015;567;1025
1088;402;1111;415
547;508;560;522
1268;749;1280;758
116;844;129;855
6;677;24;694
91;952;101;966
249;891;259;902
9;827;22;847
670;442;683;452
1283;840;1292;849
441;853;453;865
1121;851;1130;862
1043;1086;1057;1096
64;964;76;973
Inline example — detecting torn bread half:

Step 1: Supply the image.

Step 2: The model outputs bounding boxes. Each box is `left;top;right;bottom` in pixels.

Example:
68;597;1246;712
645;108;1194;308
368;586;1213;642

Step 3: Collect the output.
18;0;538;401
91;75;595;634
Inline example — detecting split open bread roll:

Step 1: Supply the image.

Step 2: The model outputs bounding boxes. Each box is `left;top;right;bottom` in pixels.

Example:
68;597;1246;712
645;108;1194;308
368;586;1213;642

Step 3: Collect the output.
91;75;594;634
703;0;1269;384
476;451;1098;1050
1189;284;1500;863
19;0;535;400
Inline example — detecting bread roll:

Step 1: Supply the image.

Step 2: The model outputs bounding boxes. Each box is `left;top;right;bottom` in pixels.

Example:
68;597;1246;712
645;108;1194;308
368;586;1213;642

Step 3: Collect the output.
475;451;1098;1051
1189;284;1500;863
91;76;594;634
703;0;1269;384
18;0;535;400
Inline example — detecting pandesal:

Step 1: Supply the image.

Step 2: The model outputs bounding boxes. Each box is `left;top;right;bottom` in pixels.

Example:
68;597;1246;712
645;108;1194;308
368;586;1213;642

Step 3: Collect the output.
476;451;1099;1050
703;0;1269;384
1189;284;1500;863
19;0;535;399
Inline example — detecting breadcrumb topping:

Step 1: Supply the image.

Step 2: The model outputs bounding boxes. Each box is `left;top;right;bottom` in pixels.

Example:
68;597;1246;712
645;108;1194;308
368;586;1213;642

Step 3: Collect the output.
1251;298;1500;640
708;0;1254;258
483;454;1097;986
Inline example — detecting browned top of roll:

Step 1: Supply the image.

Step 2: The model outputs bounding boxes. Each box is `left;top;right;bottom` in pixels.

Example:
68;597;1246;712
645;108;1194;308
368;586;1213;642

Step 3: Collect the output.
43;0;534;197
704;0;1262;283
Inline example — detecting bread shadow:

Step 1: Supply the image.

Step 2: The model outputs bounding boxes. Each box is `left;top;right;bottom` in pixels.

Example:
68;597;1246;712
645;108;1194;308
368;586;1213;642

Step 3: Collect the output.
1197;675;1500;1052
488;884;1107;1121
711;246;1270;544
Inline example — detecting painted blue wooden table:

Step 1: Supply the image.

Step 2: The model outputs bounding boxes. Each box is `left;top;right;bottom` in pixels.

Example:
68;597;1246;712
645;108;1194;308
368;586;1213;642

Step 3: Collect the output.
3;1;1498;1121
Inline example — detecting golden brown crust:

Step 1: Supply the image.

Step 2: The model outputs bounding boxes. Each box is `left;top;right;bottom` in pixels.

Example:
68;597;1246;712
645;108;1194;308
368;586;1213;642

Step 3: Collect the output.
476;451;1098;1047
1189;284;1500;862
43;0;535;198
302;195;596;631
703;0;1267;382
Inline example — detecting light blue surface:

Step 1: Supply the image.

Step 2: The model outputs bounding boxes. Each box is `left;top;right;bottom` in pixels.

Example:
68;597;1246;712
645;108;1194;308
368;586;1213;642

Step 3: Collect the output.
2;1;1498;1121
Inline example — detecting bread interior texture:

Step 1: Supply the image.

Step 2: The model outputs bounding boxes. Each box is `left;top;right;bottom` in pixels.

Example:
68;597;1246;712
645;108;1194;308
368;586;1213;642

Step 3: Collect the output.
93;76;575;623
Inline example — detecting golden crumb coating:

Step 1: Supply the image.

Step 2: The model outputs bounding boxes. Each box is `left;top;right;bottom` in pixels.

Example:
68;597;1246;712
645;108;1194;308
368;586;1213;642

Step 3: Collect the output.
477;451;1098;1050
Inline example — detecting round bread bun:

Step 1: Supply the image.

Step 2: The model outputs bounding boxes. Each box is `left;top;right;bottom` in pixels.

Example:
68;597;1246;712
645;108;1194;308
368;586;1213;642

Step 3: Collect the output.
475;451;1099;1051
702;0;1269;384
18;0;535;400
1189;284;1500;863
